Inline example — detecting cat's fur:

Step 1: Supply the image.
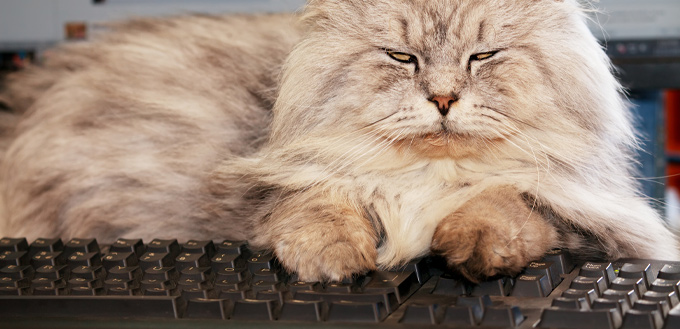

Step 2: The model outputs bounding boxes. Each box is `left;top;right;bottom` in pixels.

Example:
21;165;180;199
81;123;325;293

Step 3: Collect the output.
0;0;678;281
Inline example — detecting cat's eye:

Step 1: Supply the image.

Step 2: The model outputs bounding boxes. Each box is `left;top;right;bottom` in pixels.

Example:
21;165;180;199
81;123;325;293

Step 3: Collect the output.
386;50;417;64
470;51;498;61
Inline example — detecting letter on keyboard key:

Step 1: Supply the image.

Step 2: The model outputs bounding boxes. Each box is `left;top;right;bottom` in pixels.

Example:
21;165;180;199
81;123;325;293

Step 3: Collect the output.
182;240;216;258
63;238;99;255
539;308;623;329
29;238;64;255
0;238;29;252
580;262;616;285
147;239;180;256
0;251;29;267
512;274;552;297
525;261;561;288
109;239;145;256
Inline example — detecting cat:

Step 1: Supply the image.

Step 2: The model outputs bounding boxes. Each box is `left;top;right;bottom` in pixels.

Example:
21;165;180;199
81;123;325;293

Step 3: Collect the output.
0;0;678;282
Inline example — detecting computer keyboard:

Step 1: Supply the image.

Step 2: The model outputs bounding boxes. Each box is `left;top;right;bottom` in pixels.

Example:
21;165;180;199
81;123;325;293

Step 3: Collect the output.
1;237;680;329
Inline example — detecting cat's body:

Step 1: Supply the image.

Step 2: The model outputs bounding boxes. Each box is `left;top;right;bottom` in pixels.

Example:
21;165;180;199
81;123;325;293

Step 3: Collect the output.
1;0;678;282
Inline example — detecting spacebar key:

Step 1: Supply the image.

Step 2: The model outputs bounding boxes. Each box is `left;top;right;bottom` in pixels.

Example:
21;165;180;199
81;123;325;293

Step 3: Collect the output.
539;308;622;329
0;295;183;319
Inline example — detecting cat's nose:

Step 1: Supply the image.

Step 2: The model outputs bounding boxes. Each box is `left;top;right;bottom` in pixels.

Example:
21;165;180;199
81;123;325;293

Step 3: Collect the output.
428;94;459;116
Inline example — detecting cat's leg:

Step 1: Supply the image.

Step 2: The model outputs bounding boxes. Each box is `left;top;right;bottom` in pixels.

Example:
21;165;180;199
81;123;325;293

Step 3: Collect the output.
430;185;557;281
255;190;379;282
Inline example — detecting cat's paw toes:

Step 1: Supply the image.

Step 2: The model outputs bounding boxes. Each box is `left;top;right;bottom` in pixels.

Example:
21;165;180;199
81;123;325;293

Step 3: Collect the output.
430;217;538;282
274;228;378;282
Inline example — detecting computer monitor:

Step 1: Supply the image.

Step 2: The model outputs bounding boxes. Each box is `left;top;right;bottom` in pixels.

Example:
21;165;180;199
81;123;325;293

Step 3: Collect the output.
589;0;680;89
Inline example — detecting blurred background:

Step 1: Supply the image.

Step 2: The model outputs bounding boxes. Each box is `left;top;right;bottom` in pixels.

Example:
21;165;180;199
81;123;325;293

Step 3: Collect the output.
0;0;679;225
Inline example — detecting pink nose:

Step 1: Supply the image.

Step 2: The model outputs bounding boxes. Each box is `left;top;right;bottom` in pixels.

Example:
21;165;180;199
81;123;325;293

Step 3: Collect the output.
429;95;458;116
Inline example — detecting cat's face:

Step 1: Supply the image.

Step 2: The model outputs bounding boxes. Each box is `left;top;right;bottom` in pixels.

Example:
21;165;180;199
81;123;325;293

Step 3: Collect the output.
273;0;617;162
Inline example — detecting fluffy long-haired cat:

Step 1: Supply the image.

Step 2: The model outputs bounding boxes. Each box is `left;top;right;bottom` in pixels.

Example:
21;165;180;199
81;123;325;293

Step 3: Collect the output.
0;0;678;282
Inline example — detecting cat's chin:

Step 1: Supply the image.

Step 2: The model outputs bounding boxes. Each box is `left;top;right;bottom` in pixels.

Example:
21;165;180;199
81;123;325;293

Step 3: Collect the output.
396;132;499;159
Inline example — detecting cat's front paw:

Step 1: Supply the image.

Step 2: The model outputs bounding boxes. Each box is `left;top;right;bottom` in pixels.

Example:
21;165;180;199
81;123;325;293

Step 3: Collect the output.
430;186;557;282
272;213;379;282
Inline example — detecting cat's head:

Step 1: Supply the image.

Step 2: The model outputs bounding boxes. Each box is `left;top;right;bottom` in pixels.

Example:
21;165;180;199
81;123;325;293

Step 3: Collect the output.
269;0;632;169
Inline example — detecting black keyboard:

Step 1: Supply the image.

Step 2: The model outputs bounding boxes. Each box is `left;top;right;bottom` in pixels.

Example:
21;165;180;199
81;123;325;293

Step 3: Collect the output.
1;237;680;329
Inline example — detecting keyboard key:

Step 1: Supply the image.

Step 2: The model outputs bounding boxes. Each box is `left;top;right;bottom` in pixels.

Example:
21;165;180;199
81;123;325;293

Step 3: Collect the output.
139;252;175;269
0;238;29;252
481;306;524;327
524;261;561;288
542;249;575;275
650;278;680;293
231;299;278;321
31;251;65;267
29;238;64;255
0;295;181;318
442;304;482;326
643;290;680;308
397;257;431;284
551;296;590;310
539;308;623;329
108;265;142;281
34;264;69;280
185;298;229;319
247;252;276;272
216;241;247;255
102;251;139;269
432;273;470;296
665;304;680;328
658;264;680;281
621;309;664;329
610;277;647;298
279;300;327;322
470;277;513;296
399;303;439;324
175;253;210;271
0;265;34;280
633;299;670;317
327;301;387;323
63;238;100;255
211;253;245;270
294;290;398;313
562;288;598;307
512;274;552;297
182;240;216;258
109;239;145;256
71;265;105;280
580;262;616;285
570;276;607;297
364;270;420;304
0;251;29;267
66;251;102;269
146;239;180;256
619;263;652;288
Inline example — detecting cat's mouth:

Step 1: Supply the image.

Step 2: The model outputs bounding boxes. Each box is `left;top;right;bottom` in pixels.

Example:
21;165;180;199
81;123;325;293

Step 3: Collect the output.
393;125;501;159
